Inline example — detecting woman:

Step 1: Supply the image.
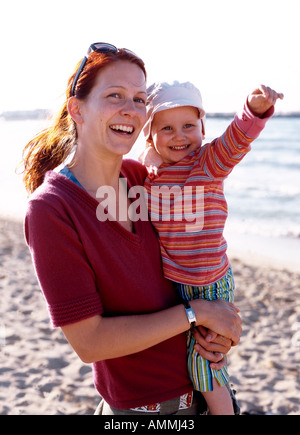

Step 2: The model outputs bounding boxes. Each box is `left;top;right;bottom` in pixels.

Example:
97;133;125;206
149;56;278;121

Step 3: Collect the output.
22;43;242;415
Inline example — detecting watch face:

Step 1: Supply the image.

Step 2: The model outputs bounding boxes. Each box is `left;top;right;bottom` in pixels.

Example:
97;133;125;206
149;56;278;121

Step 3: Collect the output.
187;308;196;323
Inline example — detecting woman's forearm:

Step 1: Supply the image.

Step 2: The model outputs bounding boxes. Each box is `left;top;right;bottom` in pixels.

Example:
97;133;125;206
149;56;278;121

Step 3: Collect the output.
62;304;190;363
62;299;241;364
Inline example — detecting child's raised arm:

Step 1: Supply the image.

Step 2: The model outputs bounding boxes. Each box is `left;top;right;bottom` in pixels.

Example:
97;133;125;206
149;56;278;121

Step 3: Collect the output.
248;84;284;117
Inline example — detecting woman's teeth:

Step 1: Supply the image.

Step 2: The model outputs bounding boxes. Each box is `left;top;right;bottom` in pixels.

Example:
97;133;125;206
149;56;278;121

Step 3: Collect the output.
110;125;134;134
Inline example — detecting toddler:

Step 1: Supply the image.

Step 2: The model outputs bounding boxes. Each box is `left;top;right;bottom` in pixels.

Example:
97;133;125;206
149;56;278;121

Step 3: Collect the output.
141;81;283;414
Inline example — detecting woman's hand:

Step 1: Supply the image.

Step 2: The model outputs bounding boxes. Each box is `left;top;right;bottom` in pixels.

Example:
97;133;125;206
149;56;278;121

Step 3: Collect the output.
192;299;242;346
192;326;232;370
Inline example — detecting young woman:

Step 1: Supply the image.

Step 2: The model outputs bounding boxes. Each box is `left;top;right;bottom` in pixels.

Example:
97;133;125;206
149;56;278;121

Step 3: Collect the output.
22;43;241;415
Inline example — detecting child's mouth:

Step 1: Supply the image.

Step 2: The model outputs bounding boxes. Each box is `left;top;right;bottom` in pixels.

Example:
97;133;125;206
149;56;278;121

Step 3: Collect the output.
169;145;190;150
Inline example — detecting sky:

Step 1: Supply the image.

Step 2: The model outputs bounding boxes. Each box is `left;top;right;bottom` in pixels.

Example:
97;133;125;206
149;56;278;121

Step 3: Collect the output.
1;0;299;114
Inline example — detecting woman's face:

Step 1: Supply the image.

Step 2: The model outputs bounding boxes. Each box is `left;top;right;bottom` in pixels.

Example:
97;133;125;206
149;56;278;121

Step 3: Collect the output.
77;60;147;159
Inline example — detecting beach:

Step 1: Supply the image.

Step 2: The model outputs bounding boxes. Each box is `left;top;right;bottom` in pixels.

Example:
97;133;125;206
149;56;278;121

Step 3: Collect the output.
0;217;299;415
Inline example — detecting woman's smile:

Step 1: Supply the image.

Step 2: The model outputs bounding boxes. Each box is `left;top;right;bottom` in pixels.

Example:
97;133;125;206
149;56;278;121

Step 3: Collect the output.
109;124;135;135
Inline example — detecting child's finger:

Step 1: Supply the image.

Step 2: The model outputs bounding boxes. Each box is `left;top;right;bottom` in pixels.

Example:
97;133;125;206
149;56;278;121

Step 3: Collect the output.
259;85;284;102
270;89;284;104
251;85;265;96
257;84;269;97
268;88;278;104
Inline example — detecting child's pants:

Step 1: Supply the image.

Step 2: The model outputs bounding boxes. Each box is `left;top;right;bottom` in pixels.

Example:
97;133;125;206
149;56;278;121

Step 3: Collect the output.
176;267;235;392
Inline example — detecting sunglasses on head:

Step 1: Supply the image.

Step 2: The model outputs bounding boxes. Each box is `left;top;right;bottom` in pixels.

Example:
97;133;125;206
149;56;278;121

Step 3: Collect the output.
71;42;140;96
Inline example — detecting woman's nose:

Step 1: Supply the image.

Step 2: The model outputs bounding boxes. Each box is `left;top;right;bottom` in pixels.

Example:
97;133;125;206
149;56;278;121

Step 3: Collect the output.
120;98;136;117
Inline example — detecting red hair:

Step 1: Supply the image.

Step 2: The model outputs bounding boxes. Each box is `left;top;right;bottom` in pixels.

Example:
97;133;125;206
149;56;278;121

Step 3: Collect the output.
22;49;146;194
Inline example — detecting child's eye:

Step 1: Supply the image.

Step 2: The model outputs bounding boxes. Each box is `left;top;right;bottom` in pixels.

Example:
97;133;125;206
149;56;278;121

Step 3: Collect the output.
162;126;172;131
184;123;194;129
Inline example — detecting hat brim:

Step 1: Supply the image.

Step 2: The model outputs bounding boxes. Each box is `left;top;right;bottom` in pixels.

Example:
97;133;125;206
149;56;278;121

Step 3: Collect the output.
143;101;206;140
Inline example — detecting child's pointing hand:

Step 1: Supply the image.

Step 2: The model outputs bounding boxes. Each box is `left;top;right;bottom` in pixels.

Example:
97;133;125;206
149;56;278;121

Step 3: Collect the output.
248;85;284;117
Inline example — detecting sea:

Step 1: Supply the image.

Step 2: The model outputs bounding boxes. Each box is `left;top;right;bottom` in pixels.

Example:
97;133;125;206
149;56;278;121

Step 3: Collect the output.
1;115;299;270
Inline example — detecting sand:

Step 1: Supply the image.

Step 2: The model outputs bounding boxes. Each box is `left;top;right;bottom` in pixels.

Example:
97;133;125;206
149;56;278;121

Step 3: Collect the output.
0;218;299;415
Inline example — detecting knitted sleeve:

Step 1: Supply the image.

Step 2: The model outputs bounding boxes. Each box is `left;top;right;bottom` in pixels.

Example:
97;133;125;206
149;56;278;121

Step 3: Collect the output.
200;102;274;180
24;198;103;327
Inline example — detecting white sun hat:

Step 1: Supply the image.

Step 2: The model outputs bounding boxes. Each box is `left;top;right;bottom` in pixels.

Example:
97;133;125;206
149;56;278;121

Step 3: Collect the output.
143;80;206;140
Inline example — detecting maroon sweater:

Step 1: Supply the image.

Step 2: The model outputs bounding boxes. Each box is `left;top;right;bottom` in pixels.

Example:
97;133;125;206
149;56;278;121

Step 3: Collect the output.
25;159;192;409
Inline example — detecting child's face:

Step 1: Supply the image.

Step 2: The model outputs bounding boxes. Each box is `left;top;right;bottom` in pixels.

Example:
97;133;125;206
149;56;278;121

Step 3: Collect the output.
150;106;203;164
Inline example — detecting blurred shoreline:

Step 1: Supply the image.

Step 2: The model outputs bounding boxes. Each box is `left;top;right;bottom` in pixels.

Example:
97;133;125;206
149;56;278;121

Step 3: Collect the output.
225;229;300;274
1;109;300;121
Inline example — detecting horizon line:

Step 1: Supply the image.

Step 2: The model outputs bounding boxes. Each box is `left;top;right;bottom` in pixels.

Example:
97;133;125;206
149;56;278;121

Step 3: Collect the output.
1;108;300;120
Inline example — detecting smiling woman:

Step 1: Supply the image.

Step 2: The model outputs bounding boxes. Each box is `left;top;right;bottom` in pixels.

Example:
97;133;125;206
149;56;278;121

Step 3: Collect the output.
21;47;147;194
21;43;242;416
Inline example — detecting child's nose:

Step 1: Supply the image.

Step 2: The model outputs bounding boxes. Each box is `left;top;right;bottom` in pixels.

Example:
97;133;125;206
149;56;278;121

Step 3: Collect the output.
173;129;186;141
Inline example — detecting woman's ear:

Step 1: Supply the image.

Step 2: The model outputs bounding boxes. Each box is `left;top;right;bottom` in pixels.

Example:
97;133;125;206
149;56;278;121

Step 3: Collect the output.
68;97;84;124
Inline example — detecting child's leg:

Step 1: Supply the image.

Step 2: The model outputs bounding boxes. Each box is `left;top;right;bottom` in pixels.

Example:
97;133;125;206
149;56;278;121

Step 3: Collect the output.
187;332;233;414
178;273;236;414
187;330;230;389
202;379;234;415
186;331;214;391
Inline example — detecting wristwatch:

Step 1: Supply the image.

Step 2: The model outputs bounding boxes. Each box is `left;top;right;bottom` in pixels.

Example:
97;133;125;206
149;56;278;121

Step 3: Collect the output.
183;300;196;329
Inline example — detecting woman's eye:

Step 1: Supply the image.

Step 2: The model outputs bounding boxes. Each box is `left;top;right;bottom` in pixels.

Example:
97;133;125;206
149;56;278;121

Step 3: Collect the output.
109;93;121;99
135;97;146;105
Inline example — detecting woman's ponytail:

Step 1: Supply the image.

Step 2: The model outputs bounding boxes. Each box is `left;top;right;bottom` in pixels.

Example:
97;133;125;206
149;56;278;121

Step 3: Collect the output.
22;100;76;195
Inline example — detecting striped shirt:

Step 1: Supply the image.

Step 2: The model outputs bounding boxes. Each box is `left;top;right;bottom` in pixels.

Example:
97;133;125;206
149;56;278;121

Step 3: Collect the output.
144;103;273;285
